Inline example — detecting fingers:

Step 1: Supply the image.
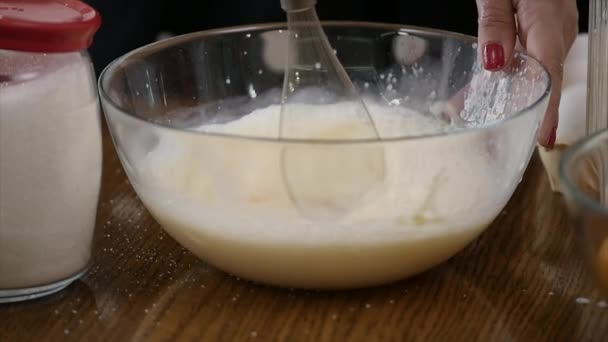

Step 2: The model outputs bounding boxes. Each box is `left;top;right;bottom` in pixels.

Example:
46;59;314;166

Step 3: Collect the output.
516;1;576;148
475;0;578;149
525;23;564;148
476;0;517;71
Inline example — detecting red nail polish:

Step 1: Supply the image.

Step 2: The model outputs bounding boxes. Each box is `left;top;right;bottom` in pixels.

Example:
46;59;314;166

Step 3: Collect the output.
547;126;557;148
483;42;505;71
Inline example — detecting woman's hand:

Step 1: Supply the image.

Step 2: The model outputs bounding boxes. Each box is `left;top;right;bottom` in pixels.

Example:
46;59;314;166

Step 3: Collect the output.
476;0;579;148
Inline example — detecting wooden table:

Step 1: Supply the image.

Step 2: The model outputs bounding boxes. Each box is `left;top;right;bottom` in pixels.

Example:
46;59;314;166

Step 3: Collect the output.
2;129;608;342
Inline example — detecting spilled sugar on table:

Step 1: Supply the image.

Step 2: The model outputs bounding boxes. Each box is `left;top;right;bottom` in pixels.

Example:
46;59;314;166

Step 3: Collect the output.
1;127;608;342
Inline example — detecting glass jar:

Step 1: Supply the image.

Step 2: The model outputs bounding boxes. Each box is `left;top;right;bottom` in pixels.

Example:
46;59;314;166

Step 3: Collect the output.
0;0;102;303
561;129;608;295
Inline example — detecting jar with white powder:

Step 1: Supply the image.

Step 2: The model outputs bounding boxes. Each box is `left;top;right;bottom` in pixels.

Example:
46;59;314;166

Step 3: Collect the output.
0;0;102;302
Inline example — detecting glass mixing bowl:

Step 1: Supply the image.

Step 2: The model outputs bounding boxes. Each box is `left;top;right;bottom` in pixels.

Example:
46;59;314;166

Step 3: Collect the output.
99;22;550;289
561;129;608;294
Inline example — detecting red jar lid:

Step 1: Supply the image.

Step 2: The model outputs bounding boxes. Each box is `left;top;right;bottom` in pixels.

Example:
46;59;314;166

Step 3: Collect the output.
0;0;101;53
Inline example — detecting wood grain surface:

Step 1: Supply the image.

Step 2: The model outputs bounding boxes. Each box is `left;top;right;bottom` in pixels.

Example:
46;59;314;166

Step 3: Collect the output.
1;128;607;342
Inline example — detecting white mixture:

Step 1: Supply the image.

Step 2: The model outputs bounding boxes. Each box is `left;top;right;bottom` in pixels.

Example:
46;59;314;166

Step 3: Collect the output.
0;52;102;290
131;101;517;288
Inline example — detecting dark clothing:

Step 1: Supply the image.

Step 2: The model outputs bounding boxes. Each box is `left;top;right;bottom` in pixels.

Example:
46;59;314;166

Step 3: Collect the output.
85;0;589;75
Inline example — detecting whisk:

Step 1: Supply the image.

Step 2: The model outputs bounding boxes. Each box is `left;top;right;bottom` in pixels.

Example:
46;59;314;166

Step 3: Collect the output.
279;0;379;136
279;0;385;218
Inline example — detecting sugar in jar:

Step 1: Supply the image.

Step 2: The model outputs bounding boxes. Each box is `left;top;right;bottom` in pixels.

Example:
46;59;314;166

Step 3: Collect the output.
0;0;102;302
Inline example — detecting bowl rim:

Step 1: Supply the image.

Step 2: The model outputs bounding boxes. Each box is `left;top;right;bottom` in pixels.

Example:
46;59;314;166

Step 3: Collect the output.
98;21;552;146
560;128;608;216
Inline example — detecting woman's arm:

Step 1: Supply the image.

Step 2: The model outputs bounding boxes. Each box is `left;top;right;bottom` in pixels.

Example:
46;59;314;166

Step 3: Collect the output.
476;0;580;148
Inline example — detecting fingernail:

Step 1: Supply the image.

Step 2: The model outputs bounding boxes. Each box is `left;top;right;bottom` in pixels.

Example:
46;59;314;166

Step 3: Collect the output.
483;42;505;71
547;126;557;149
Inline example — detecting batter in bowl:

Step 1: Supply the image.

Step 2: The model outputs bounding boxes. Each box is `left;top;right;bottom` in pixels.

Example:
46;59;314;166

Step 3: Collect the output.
130;101;513;288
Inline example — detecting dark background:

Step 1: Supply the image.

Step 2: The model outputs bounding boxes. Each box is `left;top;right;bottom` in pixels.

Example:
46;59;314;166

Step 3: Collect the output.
85;0;590;75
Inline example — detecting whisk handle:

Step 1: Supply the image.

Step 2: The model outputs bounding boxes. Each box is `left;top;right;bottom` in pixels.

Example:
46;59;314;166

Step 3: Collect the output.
281;0;317;12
